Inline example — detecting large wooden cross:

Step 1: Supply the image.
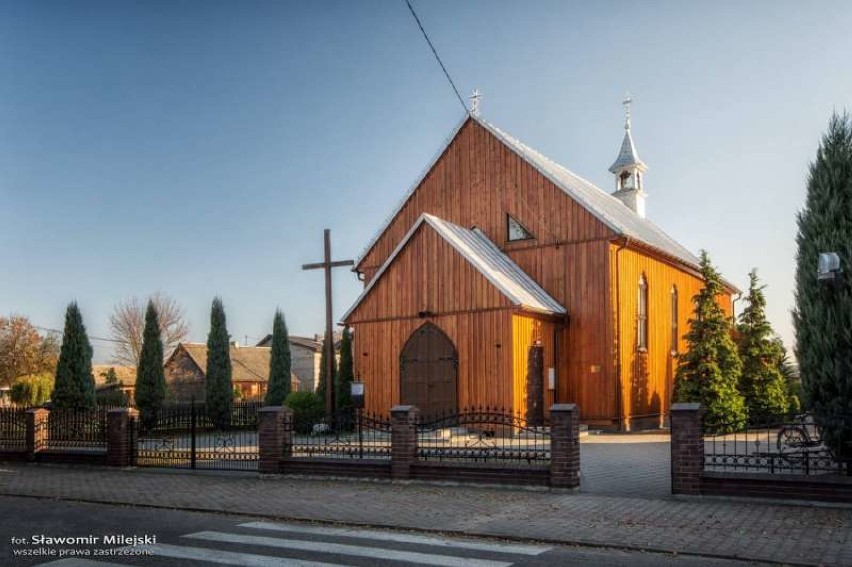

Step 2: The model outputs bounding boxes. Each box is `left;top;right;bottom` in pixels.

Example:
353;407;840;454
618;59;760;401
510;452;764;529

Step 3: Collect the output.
302;229;354;417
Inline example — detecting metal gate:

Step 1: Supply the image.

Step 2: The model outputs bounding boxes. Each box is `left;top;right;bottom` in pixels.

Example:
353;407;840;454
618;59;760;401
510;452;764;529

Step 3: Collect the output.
134;401;259;471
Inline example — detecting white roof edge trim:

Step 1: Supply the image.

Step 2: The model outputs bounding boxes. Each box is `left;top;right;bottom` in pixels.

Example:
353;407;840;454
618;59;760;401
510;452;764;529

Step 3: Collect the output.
342;213;566;323
354;114;472;268
439;218;565;315
342;214;432;323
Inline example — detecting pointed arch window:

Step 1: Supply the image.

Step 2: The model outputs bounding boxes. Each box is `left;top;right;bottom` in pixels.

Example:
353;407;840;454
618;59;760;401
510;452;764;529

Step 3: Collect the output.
637;274;648;351
671;285;679;355
506;214;534;242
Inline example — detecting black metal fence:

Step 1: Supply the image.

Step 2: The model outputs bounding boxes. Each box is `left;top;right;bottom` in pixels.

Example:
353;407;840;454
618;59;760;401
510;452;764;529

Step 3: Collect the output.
45;408;109;451
416;407;551;467
289;410;391;460
704;412;851;476
135;401;260;470
0;407;28;451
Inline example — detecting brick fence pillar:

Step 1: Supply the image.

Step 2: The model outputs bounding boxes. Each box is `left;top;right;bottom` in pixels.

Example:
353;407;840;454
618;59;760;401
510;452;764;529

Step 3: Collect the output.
107;408;138;467
670;402;705;496
550;403;580;489
391;405;419;480
258;406;292;474
26;408;49;461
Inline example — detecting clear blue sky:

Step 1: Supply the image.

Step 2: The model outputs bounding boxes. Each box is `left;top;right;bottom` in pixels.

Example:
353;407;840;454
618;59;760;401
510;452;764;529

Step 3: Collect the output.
1;0;850;362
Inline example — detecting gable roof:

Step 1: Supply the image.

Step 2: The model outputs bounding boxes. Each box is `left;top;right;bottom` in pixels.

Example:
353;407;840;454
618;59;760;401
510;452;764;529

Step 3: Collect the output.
354;114;700;272
343;213;566;322
176;343;273;383
255;334;324;352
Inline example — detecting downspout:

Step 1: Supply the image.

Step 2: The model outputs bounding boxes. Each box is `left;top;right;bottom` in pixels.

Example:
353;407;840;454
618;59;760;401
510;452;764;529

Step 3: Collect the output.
614;236;629;432
731;291;742;323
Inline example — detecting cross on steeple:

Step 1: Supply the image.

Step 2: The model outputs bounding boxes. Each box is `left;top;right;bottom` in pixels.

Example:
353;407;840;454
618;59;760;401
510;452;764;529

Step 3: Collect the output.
623;91;632;130
469;89;482;117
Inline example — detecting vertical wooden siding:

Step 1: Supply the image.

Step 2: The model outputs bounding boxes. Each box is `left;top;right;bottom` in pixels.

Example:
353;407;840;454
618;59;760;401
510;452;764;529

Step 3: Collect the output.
611;244;733;427
508;240;615;420
347;224;512;323
358;118;614;282
511;314;555;418
353;313;515;414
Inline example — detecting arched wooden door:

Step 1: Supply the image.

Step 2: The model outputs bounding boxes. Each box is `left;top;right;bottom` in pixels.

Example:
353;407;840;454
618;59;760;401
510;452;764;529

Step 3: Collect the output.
400;323;458;417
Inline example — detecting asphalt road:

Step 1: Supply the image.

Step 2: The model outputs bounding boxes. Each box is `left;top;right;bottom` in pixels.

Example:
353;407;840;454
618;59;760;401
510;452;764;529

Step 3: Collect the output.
0;496;778;567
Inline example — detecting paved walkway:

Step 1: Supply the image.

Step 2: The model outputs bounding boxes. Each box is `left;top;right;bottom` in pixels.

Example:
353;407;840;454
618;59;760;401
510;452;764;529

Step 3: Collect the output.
580;433;671;498
0;463;849;566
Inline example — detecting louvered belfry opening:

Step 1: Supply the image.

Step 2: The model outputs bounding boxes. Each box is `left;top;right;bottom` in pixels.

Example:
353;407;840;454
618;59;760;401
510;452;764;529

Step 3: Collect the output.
400;322;458;417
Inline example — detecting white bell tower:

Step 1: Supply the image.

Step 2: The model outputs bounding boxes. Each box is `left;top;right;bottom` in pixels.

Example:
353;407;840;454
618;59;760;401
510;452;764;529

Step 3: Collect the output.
609;92;649;218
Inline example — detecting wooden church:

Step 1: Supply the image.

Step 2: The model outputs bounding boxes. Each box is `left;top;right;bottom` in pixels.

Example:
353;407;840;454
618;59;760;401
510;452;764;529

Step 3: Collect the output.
342;99;735;430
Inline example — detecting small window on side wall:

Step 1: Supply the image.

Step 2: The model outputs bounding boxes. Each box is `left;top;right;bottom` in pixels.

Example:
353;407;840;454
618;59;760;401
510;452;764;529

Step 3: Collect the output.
507;214;534;242
637;274;648;351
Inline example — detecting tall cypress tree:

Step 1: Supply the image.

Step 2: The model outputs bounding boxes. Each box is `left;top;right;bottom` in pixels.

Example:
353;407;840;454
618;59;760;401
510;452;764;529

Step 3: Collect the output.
736;270;790;421
52;302;96;411
206;297;233;429
674;251;746;430
135;301;166;429
265;309;292;405
336;326;354;420
315;331;336;409
793;113;852;453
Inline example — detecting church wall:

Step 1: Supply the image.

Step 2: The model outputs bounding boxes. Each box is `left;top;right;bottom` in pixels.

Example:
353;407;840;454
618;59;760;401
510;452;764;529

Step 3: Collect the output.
611;244;734;429
347;224;520;414
511;314;556;420
357;118;615;283
346;224;513;324
507;239;616;421
352;312;516;415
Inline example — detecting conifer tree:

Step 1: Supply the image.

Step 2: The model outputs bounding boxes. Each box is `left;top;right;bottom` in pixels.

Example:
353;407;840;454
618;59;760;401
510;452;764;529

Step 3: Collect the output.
315;331;336;411
793;113;852;454
674;251;746;430
135;301;166;429
265;309;292;406
205;298;233;429
736;270;790;421
335;326;354;421
52;302;96;411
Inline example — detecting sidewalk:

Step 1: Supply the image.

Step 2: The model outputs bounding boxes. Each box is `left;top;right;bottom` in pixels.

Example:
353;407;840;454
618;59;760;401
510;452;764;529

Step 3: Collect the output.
0;463;849;567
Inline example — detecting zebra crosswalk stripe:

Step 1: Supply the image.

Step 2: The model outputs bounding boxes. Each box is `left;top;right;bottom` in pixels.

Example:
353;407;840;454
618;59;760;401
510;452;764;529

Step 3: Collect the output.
138;543;352;566
238;521;551;556
184;530;515;567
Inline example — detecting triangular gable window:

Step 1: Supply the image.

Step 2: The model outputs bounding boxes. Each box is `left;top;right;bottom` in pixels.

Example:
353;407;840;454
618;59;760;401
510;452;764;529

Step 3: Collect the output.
506;214;534;242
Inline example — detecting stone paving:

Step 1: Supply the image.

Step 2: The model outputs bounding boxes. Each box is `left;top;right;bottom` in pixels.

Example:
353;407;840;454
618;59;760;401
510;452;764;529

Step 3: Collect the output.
580;432;671;498
0;461;850;566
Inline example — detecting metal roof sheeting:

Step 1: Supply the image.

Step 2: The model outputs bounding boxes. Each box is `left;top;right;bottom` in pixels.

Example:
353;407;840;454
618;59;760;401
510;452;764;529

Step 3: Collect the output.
342;213;566;322
479;118;701;269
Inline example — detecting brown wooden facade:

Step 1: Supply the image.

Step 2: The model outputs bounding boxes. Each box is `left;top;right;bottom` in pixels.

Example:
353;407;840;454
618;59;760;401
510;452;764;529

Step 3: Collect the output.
345;117;733;428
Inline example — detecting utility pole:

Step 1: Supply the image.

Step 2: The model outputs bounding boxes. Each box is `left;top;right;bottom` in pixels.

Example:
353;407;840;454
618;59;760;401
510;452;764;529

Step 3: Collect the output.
302;229;354;418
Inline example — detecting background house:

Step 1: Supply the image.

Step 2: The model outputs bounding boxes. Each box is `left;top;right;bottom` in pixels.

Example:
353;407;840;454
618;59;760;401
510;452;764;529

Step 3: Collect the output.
164;342;299;401
92;365;136;404
255;334;340;393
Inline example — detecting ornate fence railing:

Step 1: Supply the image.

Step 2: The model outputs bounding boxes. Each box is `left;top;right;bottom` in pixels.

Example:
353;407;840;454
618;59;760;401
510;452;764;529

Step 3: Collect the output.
46;408;109;451
289;410;392;460
136;401;260;470
416;407;551;467
0;407;28;451
704;412;852;476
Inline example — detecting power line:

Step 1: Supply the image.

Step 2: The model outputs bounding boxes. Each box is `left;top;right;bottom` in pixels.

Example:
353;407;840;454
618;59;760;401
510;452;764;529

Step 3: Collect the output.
405;0;469;115
34;326;129;345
